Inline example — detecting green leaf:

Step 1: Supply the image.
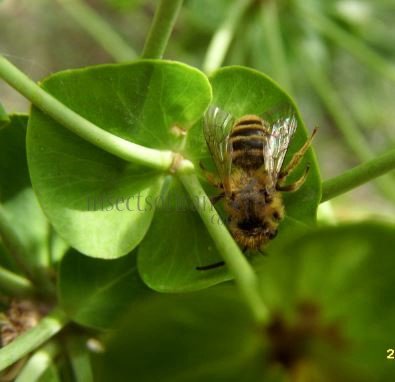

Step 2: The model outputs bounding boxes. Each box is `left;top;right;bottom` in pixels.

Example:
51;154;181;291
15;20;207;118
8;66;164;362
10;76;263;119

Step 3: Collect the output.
138;178;309;293
138;177;232;292
92;286;272;382
27;60;211;259
0;103;9;129
0;115;49;271
58;249;152;330
257;222;395;380
93;223;395;381
144;65;321;292
0;115;30;203
194;66;321;224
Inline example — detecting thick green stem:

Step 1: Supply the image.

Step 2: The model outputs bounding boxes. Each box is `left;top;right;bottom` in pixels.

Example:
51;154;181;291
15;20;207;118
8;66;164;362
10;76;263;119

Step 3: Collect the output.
321;148;395;202
203;0;252;74
304;55;395;202
0;266;35;297
15;341;60;382
261;1;293;94
57;0;136;62
0;308;68;371
141;0;183;59
302;6;395;83
177;167;269;324
0;55;173;171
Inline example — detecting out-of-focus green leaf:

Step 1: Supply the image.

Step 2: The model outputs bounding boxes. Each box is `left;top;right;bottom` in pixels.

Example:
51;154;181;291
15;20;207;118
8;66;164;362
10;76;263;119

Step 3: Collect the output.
257;222;395;381
94;223;395;381
58;249;152;330
27;60;211;259
92;286;271;382
0;115;30;202
37;363;60;382
0;115;49;271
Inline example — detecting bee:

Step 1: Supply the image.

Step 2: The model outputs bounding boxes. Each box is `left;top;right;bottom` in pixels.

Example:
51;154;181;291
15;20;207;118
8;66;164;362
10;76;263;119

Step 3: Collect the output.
198;104;316;270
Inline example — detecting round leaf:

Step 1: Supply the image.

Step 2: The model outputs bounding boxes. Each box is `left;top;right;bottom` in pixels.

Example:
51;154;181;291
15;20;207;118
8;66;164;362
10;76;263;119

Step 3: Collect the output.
138;177;232;292
27;60;212;258
186;66;321;224
58;249;151;330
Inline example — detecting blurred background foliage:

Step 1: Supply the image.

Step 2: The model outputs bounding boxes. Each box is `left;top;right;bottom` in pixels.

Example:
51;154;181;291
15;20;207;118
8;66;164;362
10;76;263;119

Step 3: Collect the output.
1;0;395;221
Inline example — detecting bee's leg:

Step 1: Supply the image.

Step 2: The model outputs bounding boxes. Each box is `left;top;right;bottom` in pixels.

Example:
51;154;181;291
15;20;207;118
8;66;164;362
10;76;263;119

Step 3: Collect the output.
196;261;225;271
199;161;222;188
278;127;317;182
210;192;225;204
277;165;310;192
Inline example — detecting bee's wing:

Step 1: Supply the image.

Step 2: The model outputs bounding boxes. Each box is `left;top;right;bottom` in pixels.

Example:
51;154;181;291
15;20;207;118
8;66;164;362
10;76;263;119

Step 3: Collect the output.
203;106;235;194
262;104;297;189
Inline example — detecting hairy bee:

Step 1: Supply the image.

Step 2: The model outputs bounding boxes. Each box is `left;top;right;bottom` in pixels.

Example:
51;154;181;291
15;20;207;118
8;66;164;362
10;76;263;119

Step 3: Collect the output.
198;104;316;270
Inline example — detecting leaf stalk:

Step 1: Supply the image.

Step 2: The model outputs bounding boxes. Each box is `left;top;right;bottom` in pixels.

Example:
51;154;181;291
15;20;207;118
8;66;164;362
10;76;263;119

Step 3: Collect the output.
0;308;68;371
321;148;395;202
142;0;184;59
177;169;269;325
0;55;174;171
0;266;35;297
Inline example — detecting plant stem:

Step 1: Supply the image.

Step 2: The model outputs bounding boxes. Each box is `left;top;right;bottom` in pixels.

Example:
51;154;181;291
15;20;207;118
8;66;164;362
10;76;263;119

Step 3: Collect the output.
203;0;252;74
0;204;35;281
57;0;136;62
303;6;395;83
303;54;395;202
141;0;183;59
15;341;60;382
321;148;395;202
0;308;68;371
0;55;174;171
261;1;294;95
66;336;93;382
0;266;35;297
177;168;269;324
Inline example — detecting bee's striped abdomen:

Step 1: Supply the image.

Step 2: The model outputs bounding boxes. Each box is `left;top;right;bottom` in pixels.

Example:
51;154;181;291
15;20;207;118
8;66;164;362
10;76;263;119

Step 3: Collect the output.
229;115;268;170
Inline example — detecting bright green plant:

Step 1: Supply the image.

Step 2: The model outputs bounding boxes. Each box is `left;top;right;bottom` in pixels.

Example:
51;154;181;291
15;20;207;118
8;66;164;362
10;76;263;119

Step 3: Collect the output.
0;1;395;381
